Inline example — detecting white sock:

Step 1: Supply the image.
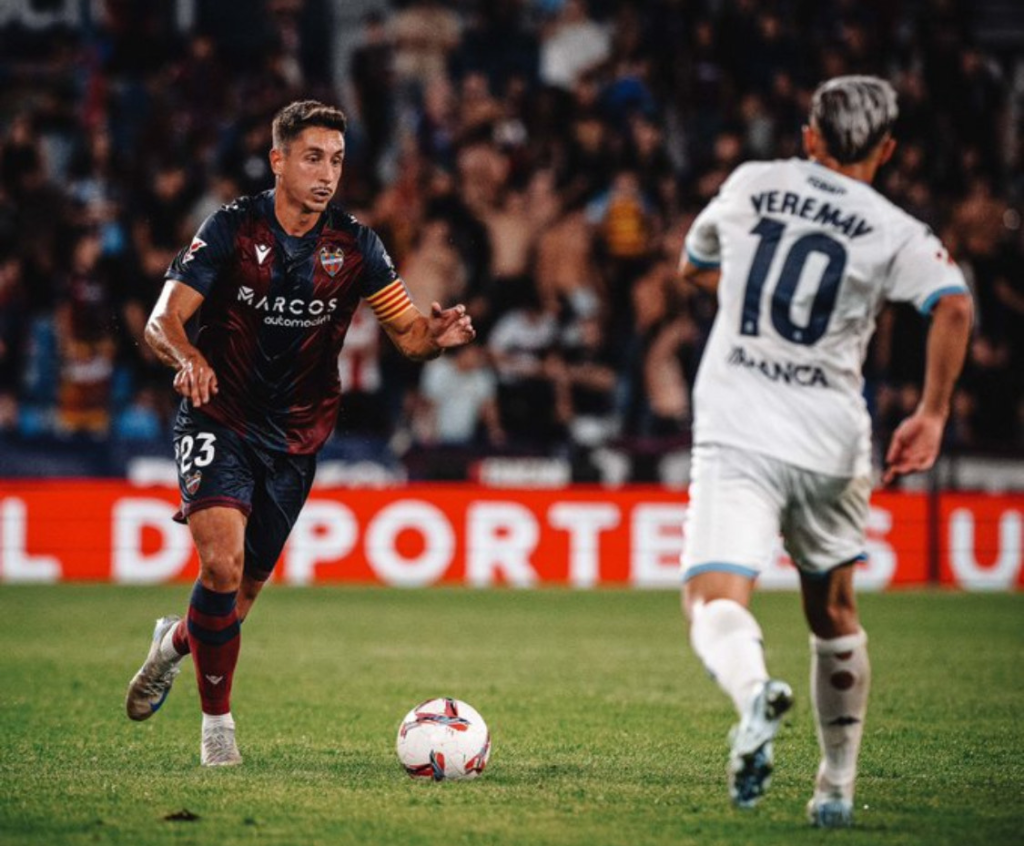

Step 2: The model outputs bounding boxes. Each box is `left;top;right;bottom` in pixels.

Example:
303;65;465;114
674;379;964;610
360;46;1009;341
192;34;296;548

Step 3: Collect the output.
202;712;235;732
690;599;769;714
811;629;870;798
157;628;185;664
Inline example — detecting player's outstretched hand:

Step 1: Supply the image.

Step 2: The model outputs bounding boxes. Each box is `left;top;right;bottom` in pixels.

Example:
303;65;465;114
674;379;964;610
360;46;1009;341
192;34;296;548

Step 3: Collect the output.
883;410;945;486
173;354;219;408
428;301;476;349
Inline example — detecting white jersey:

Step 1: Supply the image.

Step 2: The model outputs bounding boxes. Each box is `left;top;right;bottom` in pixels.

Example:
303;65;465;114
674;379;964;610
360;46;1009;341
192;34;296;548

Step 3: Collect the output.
685;158;969;477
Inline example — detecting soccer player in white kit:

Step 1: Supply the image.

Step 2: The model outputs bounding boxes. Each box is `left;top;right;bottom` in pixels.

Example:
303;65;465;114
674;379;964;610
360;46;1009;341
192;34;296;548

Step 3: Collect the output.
677;76;973;827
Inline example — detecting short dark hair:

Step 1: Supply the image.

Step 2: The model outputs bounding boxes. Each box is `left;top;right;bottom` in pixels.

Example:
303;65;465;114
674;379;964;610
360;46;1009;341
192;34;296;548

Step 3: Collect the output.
810;76;898;164
271;100;348;150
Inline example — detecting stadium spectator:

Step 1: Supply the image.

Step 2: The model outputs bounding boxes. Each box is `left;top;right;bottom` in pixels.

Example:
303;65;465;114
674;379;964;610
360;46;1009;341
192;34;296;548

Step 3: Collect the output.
54;229;117;435
453;0;539;94
400;217;467;310
476;182;552;334
539;0;611;92
488;281;565;447
416;76;459;170
415;343;504;448
535;205;598;316
0;253;26;430
623;226;705;437
113;385;163;442
391;0;462;99
189;172;243;235
586;167;657;332
349;11;396;174
336;302;391;437
456;137;508;215
132;159;194;280
219;118;276;197
559;310;619;448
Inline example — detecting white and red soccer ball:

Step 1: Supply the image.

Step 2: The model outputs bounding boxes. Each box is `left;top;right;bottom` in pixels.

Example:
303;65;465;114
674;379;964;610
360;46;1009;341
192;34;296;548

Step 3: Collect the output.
396;697;491;781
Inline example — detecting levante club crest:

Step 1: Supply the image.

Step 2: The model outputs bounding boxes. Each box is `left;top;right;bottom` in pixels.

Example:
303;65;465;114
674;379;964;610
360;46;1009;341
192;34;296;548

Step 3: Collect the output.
319;246;345;276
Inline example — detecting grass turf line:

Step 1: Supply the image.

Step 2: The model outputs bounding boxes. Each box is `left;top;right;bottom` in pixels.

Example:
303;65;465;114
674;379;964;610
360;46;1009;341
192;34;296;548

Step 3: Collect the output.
0;586;1021;845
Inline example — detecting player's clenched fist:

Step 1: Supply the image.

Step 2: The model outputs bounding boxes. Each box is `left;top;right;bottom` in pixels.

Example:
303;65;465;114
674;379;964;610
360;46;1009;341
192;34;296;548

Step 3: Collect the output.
174;355;219;407
428;301;476;348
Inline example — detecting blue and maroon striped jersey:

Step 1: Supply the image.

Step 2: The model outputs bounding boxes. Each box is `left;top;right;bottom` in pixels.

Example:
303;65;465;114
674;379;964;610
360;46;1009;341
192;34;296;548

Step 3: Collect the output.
166;190;415;454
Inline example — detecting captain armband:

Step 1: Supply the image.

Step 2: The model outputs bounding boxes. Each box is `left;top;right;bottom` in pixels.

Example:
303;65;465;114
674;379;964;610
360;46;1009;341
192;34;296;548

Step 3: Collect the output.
366;280;416;323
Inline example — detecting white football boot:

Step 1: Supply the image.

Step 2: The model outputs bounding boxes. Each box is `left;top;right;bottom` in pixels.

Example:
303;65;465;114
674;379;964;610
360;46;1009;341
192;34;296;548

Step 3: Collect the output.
807;768;854;827
728;679;794;808
125;616;184;721
201;722;243;767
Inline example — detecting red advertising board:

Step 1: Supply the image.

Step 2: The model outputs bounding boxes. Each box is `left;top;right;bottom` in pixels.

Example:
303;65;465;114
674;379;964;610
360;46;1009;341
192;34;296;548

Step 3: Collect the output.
938;493;1024;591
0;482;1020;589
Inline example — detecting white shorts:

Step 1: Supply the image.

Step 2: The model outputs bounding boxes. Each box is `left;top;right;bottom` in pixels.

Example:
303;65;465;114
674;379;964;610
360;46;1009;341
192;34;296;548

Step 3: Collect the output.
682;443;871;581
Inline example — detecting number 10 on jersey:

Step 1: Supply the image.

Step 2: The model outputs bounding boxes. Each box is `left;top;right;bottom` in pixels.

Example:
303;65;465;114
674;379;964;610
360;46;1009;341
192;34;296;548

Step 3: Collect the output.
741;218;848;346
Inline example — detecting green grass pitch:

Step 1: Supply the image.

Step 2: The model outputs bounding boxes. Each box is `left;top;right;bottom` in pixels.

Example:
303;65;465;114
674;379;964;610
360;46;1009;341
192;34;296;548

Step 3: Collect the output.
1;585;1021;845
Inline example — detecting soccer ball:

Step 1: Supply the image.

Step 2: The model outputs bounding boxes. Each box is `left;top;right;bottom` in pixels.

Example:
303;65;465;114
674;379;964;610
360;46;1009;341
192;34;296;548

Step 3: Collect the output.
396;697;491;781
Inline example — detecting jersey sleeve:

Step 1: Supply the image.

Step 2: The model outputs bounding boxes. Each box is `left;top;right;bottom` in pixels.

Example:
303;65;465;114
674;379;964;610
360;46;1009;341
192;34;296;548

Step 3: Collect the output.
358;227;417;324
683;196;724;269
885;223;971;314
165;208;238;297
683;163;760;269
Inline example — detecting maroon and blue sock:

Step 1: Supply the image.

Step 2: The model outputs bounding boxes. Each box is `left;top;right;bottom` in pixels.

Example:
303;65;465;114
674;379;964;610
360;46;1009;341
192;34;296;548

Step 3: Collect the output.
170;599;249;657
171;618;190;656
186;582;240;716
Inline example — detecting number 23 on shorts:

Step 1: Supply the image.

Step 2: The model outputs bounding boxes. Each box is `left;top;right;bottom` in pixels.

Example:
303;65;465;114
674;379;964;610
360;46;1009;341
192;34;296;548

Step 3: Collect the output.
176;432;218;474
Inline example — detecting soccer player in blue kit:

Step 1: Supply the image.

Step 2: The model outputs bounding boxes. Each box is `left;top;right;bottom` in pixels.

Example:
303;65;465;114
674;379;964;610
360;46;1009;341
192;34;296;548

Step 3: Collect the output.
125;101;476;766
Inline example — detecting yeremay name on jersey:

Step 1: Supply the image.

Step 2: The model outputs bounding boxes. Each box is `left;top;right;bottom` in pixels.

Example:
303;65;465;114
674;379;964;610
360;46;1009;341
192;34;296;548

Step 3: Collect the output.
749;190;873;239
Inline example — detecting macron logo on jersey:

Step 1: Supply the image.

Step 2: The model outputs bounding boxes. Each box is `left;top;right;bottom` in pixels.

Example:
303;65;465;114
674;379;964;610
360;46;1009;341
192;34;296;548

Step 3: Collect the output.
181;237;207;265
255;244;271;265
237;286;338;328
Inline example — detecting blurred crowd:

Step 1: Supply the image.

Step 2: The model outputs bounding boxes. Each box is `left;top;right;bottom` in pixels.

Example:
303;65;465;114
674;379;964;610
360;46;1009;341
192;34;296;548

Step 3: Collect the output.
0;0;1022;480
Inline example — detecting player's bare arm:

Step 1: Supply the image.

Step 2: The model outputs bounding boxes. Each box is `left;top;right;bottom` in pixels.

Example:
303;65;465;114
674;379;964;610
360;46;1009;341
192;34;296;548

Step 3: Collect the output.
884;292;973;484
382;300;476;361
144;280;219;408
677;256;721;293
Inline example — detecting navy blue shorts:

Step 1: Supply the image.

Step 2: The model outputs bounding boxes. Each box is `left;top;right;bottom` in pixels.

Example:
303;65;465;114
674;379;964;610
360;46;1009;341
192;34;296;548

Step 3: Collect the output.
173;408;316;581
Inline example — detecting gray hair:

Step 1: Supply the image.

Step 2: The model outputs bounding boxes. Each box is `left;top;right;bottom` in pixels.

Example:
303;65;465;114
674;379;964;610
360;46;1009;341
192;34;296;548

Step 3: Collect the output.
810;76;899;164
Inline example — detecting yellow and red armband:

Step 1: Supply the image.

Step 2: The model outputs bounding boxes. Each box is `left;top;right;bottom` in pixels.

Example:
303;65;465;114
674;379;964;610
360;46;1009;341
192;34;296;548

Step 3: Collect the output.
366;279;416;324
